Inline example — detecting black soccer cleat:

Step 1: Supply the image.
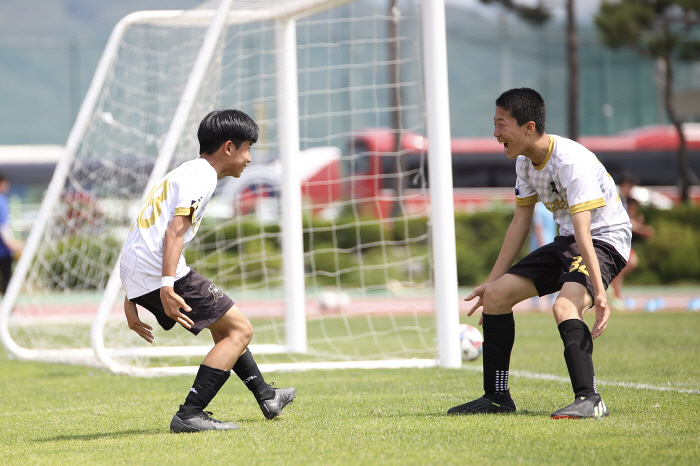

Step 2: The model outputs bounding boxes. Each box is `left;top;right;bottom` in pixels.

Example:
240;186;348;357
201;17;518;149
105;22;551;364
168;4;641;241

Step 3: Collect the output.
447;396;516;415
551;394;609;419
170;409;240;433
259;386;296;420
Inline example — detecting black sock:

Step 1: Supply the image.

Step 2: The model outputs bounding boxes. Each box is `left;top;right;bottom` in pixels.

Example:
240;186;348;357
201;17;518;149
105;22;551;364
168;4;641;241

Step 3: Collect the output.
558;319;597;398
180;364;230;415
232;348;275;403
482;312;515;402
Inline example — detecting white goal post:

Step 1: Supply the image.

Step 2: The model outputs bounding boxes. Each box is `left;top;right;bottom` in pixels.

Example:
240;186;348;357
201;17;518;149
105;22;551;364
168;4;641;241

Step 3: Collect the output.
0;0;460;375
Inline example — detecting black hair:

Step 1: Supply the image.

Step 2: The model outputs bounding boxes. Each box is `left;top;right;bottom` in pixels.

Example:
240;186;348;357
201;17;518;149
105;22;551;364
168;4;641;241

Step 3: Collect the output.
0;172;7;183
619;171;639;186
198;109;259;155
496;88;546;134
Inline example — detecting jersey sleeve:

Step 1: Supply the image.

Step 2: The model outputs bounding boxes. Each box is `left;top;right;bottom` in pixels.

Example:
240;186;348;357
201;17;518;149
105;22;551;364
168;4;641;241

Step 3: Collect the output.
170;166;213;220
558;158;606;215
514;159;538;206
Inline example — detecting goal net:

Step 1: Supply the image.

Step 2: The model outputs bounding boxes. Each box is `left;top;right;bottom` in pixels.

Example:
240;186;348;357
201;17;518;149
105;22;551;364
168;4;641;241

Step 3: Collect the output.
0;0;460;375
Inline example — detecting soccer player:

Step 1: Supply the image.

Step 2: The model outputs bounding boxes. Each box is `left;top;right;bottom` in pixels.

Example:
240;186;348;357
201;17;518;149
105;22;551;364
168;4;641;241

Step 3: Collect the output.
448;88;631;419
120;109;295;432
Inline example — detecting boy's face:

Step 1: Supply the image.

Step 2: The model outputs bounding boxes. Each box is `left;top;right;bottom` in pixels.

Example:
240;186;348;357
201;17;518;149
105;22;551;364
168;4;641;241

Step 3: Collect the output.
493;106;531;160
228;140;253;178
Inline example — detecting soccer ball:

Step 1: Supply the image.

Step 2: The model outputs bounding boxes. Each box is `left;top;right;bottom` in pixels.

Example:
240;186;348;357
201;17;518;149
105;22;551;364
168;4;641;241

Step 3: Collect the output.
318;291;351;312
459;324;484;361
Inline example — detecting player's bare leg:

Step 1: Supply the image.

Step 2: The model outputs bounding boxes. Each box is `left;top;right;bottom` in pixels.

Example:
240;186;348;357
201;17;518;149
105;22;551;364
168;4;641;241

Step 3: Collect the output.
551;282;609;419
448;274;537;415
210;307;296;420
171;306;253;432
204;305;254;370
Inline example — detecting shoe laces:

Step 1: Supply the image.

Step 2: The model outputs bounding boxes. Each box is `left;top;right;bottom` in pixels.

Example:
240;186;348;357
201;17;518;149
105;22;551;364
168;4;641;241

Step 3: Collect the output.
197;411;224;423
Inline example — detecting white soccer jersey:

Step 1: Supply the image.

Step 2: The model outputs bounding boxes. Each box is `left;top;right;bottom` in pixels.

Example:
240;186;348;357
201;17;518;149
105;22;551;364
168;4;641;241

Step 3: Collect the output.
120;158;218;299
514;135;632;260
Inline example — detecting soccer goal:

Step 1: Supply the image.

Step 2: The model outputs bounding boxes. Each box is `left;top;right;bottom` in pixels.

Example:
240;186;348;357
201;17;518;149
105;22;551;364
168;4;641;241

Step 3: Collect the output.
0;0;460;375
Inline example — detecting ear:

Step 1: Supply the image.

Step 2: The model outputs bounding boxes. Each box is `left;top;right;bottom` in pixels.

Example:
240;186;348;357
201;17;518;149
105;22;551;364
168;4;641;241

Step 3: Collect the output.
223;140;234;156
525;121;536;135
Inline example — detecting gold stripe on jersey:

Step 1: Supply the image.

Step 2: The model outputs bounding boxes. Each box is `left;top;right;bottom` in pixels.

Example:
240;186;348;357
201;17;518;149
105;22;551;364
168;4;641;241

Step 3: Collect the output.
515;194;538;206
570;197;606;215
533;136;555;171
174;207;191;216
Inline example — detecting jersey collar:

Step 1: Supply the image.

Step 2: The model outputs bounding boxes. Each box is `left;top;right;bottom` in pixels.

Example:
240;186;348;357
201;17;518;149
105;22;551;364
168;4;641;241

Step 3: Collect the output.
532;135;555;171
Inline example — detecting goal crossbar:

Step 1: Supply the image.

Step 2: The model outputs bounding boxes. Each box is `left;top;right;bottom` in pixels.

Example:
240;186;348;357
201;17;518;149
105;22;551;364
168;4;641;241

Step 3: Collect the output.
1;0;461;375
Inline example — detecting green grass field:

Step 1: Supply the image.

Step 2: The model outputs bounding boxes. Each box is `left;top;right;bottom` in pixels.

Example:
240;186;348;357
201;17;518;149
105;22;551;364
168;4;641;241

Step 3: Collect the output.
1;312;699;465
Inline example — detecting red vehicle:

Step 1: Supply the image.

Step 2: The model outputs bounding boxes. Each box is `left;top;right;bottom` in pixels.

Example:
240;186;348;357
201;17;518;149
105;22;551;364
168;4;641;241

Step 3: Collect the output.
347;125;700;216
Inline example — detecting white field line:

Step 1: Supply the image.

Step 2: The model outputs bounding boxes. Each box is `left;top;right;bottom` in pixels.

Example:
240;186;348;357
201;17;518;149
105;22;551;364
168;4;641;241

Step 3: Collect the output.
458;365;700;395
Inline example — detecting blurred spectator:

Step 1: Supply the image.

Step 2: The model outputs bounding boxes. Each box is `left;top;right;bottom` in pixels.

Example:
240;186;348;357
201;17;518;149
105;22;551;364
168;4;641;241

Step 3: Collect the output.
530;201;558;252
617;172;638;211
0;172;24;294
529;202;558;309
610;174;655;310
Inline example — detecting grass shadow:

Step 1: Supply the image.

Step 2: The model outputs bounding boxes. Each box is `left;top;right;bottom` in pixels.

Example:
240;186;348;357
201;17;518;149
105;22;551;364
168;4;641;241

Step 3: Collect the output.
35;428;162;442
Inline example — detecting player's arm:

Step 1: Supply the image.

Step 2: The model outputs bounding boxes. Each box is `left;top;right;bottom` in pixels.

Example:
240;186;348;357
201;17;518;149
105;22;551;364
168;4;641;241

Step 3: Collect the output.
571;210;608;339
487;203;535;281
466;203;535;315
160;214;194;329
0;223;23;252
124;297;154;343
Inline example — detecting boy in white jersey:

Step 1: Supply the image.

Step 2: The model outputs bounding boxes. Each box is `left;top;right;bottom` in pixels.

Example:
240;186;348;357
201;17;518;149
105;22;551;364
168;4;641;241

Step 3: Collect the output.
447;88;631;419
120;109;295;432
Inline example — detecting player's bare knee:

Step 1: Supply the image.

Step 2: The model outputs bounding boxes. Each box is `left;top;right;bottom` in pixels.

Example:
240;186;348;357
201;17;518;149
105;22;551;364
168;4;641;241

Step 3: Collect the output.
552;298;579;323
483;285;509;313
240;319;254;346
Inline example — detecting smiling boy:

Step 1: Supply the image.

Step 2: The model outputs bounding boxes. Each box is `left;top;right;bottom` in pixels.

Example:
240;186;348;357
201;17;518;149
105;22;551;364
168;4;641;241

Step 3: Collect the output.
448;88;631;419
120;109;295;432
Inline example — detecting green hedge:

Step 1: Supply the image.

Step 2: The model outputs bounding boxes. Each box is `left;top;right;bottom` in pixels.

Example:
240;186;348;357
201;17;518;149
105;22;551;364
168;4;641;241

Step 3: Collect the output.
38;205;700;289
189;206;700;287
628;205;700;285
37;235;120;290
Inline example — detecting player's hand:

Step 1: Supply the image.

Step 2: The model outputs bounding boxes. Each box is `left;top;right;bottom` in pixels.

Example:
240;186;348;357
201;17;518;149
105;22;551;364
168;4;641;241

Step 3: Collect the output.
160;287;194;329
124;298;154;343
465;283;488;326
591;293;610;339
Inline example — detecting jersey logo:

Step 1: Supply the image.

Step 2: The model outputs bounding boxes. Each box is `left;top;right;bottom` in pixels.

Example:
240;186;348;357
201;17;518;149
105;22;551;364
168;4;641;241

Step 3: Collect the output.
550;182;559;194
568;256;589;276
208;283;224;302
544;198;569;213
515;188;520;196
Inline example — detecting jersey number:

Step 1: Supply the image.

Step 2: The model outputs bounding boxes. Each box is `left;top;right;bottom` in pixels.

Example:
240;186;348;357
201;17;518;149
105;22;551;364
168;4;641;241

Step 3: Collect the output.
136;180;169;229
568;256;589;276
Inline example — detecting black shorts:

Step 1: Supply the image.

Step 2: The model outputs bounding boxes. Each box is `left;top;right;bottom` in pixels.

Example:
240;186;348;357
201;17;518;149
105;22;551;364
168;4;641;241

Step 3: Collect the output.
129;270;234;335
508;236;627;300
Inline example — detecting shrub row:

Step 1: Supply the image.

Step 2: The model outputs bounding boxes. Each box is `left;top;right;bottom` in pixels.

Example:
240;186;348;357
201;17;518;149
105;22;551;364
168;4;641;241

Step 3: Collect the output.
38;205;700;289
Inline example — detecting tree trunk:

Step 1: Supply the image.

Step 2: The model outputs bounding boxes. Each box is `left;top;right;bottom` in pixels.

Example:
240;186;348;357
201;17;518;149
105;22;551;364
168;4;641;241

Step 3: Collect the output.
389;0;406;195
662;54;690;203
566;0;579;141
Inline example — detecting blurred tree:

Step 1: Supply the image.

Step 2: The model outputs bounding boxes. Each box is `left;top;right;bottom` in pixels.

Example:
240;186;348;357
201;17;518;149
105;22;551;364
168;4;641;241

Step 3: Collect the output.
480;0;581;142
596;0;700;203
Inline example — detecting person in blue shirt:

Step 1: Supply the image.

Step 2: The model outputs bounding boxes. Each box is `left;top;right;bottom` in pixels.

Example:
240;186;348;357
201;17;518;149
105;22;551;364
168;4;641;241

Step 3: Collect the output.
529;202;558;309
0;173;23;294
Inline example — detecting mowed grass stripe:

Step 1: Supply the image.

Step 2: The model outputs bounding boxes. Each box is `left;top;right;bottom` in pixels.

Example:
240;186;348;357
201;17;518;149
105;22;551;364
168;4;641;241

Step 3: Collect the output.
458;365;700;395
1;312;698;465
